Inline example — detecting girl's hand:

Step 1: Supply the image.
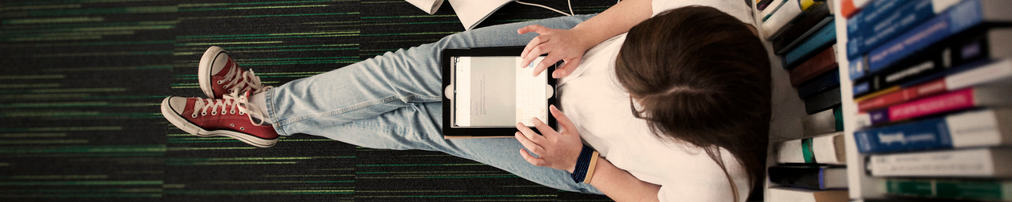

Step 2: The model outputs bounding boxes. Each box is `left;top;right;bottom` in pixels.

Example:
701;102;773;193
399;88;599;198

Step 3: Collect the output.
517;25;592;79
515;105;584;173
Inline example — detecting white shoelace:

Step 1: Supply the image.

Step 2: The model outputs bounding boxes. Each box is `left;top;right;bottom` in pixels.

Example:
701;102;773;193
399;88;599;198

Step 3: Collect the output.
218;65;268;95
190;90;270;126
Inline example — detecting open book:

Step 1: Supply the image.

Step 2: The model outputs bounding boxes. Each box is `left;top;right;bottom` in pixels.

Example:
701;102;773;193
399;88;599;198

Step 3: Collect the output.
405;0;513;31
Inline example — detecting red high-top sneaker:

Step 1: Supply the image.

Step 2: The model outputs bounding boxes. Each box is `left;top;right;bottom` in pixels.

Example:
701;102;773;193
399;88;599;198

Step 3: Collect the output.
198;46;270;99
160;91;278;148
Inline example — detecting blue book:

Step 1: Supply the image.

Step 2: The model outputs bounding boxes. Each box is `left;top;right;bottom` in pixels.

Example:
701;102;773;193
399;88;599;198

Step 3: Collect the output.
797;69;839;99
854;109;1012;154
845;0;905;44
784;20;835;69
851;0;1012;80
846;0;957;60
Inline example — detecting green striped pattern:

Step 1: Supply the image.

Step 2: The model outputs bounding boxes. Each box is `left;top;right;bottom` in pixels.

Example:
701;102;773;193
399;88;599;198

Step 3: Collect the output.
1;0;612;201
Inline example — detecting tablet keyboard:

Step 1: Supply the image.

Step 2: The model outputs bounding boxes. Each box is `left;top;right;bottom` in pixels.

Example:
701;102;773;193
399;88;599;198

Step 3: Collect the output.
516;57;548;126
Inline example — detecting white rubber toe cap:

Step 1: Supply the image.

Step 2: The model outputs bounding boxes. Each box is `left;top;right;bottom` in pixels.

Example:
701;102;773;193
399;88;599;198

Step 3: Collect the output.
167;97;188;114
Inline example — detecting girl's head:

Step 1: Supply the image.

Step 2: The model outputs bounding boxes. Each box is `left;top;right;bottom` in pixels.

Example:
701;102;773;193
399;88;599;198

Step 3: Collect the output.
615;6;771;199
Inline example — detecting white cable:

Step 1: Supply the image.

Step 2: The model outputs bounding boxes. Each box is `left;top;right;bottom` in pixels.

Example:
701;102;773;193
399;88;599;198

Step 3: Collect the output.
567;0;574;15
514;0;573;16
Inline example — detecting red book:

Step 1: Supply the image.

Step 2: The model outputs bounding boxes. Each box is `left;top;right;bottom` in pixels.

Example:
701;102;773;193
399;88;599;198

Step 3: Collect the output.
888;86;1012;122
789;45;837;86
857;59;1012;112
857;79;946;112
841;0;860;18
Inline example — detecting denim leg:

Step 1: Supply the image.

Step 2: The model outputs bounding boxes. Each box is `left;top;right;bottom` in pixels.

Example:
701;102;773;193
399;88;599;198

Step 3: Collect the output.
265;14;596;136
263;14;602;194
313;102;601;194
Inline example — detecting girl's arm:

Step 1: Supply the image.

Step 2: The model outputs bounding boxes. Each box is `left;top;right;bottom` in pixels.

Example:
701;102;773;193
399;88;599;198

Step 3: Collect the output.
517;0;652;78
515;105;662;202
588;158;661;202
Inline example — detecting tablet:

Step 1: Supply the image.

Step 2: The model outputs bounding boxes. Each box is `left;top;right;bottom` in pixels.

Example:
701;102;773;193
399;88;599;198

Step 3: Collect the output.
441;47;558;139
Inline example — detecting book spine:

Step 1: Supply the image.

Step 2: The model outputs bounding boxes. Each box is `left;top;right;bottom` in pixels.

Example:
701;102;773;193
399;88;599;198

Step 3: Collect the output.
773;5;831;54
777;132;845;164
762;0;789;22
768;166;826;189
865;0;985;77
847;0;949;60
868;148;1006;177
857;78;946;112
812;132;845;164
854;116;951;154
845;0;906;49
757;0;774;10
947;59;1012;90
785;22;836;68
763;0;803;39
839;0;868;18
804;87;841;114
790;45;838;85
884;179;1012;201
855;109;1009;154
798;69;840;99
888;88;973;121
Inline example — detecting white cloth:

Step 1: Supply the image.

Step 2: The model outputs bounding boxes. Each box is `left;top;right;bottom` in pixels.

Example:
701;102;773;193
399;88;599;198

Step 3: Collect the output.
558;1;756;201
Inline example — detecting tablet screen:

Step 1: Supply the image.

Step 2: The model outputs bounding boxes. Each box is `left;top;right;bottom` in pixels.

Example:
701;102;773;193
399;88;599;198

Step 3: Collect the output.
452;56;548;128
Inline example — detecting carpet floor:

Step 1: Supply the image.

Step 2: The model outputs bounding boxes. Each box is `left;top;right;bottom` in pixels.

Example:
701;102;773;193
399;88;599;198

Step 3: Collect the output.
0;0;617;201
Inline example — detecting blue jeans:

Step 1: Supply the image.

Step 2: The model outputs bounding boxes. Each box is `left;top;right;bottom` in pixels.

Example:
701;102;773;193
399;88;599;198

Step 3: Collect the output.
263;14;603;194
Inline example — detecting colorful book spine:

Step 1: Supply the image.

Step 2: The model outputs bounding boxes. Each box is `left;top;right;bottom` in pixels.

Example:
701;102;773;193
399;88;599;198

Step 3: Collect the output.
784;21;836;69
851;28;1012;99
762;0;789;22
851;0;1010;80
884;178;1012;201
854;109;1012;154
867;147;1012;177
887;85;1011;122
845;0;904;39
757;0;775;10
846;0;958;60
857;59;1012;112
773;4;831;54
840;0;871;19
798;69;840;99
790;45;837;85
778;132;846;164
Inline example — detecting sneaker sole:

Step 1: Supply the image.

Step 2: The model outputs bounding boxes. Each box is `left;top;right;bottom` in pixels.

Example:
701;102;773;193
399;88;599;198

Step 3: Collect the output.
198;46;225;98
160;97;277;148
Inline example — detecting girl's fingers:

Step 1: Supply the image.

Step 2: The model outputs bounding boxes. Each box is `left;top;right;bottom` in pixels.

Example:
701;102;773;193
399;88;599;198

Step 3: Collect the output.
514;132;545;156
531;118;556;138
554;57;582;78
519;149;547;167
515;122;547;144
520;35;546;60
549;105;575;131
532;52;562;77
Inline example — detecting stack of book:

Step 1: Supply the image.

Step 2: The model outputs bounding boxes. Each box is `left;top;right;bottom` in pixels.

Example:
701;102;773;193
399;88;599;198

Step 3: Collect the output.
762;0;843;116
845;0;1012;201
769;132;849;202
760;1;851;201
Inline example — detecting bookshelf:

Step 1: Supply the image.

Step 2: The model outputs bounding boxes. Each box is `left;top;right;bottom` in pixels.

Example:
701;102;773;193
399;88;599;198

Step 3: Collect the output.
749;1;814;202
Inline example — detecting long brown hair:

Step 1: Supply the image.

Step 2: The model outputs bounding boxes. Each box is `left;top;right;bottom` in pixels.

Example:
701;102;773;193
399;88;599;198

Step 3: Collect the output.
615;6;771;201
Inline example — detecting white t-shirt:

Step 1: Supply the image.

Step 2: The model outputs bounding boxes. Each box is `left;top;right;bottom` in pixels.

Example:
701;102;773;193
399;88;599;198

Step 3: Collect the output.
557;1;756;201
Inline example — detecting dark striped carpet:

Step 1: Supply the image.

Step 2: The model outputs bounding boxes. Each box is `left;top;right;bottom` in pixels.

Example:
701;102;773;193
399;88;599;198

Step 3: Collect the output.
0;0;617;201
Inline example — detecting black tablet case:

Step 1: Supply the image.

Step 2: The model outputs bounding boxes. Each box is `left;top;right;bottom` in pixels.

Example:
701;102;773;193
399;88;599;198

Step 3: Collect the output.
441;47;558;139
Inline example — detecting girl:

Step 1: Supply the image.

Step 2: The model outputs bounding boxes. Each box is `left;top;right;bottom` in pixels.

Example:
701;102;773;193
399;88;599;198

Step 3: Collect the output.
159;0;771;201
